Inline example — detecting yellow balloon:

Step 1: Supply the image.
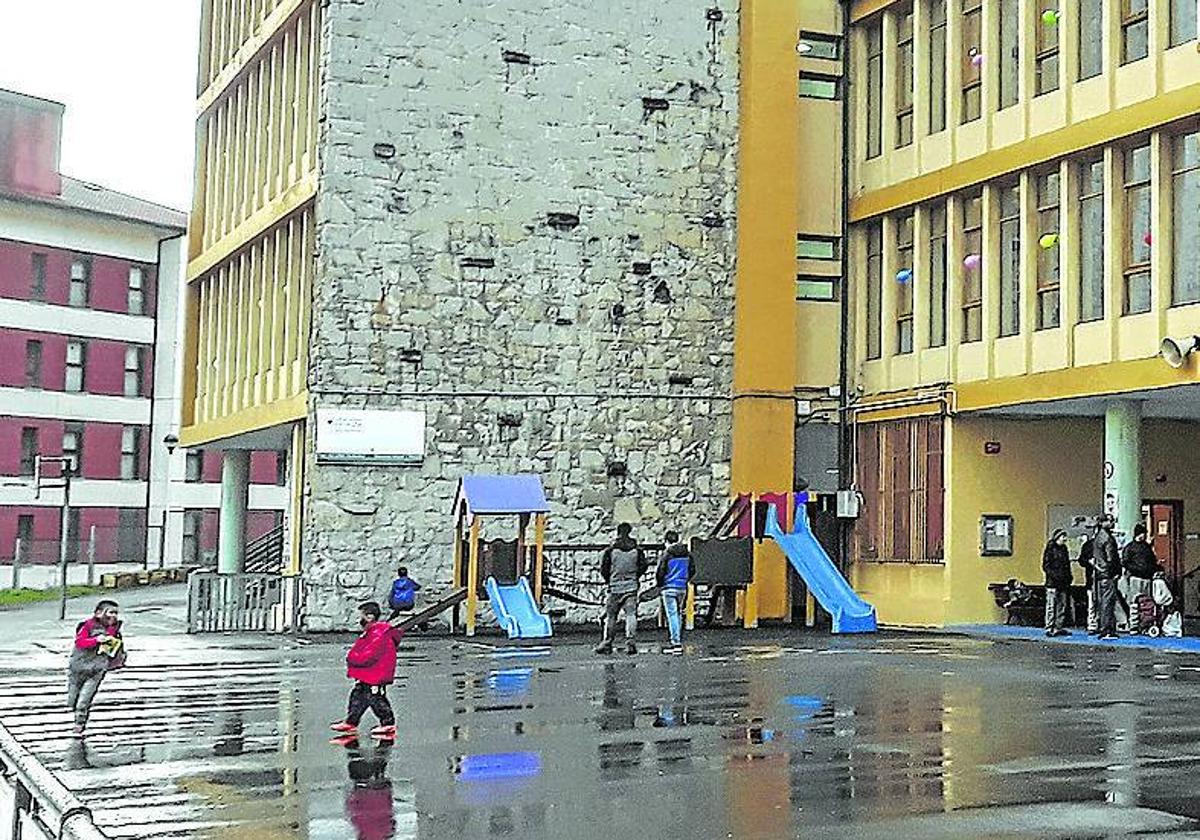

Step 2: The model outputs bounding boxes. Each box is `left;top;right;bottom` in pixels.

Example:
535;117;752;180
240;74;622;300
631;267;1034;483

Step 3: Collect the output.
1039;233;1059;249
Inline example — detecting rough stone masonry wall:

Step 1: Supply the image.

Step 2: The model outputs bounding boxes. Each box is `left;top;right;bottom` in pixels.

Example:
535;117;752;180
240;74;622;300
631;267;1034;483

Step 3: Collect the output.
303;0;740;630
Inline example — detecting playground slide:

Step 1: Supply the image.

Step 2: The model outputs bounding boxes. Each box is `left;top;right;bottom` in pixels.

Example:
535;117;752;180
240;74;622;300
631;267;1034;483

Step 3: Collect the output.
764;504;878;634
392;587;467;632
485;576;553;639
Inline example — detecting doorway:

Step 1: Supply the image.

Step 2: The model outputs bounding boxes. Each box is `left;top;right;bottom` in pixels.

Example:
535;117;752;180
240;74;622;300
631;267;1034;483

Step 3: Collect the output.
1142;499;1183;593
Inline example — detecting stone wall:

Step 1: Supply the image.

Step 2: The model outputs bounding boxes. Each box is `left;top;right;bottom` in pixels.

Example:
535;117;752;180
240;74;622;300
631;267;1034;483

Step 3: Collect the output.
303;0;740;630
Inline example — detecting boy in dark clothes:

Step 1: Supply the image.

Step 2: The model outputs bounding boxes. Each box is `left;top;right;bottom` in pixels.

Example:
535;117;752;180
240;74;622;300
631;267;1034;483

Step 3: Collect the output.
655;531;695;653
332;602;403;742
386;567;422;620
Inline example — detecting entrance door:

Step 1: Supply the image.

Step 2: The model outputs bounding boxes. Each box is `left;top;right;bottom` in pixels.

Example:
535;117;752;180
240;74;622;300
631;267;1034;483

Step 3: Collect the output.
1143;500;1183;589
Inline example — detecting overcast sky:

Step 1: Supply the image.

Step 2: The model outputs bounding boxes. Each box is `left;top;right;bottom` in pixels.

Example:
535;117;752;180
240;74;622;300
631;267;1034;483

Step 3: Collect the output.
0;1;202;212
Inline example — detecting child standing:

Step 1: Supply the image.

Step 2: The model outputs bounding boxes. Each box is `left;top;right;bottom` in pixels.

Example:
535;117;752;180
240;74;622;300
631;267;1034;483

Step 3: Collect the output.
655;531;695;654
386;567;422;621
332;602;403;742
67;600;125;738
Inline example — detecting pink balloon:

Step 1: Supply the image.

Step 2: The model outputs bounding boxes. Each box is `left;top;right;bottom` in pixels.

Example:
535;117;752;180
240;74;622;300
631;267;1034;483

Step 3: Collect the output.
1143;231;1153;247
963;253;982;270
971;53;983;67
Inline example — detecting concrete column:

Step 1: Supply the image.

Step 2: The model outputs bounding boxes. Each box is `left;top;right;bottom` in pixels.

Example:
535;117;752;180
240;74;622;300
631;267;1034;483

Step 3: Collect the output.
218;450;251;574
1104;401;1142;545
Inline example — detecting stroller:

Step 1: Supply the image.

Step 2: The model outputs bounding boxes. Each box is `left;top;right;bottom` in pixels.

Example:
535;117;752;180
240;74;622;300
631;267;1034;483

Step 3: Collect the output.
1133;572;1182;638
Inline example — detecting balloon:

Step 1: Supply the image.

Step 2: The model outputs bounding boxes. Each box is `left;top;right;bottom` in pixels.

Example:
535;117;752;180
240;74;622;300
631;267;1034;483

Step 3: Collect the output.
1041;9;1059;25
1143;231;1153;247
1039;233;1059;249
971;53;984;68
896;268;913;284
963;253;982;270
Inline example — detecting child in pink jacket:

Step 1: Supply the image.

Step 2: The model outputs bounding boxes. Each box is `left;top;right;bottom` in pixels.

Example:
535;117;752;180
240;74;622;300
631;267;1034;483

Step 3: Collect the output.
331;601;403;741
67;599;125;737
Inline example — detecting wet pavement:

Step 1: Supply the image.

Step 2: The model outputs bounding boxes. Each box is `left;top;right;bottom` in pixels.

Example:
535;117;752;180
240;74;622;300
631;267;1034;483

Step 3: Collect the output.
3;604;1200;839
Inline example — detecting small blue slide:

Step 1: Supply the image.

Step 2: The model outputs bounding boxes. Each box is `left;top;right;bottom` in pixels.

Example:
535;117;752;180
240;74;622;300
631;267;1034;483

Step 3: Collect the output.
485;576;553;639
765;504;877;634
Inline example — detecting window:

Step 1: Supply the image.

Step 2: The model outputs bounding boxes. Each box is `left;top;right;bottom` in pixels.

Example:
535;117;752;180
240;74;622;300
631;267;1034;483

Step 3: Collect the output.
797;275;839;301
124;346;145;397
998;184;1021;336
1122;0;1150;64
866;20;883;158
854;417;944;564
1173;131;1200;305
68;258;90;308
895;4;914;147
118;509;146;565
182;510;203;567
120;427;143;480
1079;0;1104;79
929;0;947;133
1035;0;1060;94
1172;0;1198;45
185;449;204;482
30;253;46;301
1079;156;1106;321
1036;171;1062;328
866;223;883;359
275;450;289;486
929;203;948;347
128;267;145;315
798;31;842;60
1124;144;1152;314
799;73;841;100
25;340;42;388
62;424;84;475
20;427;38;476
961;191;983;342
961;0;983;123
16;516;33;562
999;0;1020;108
65;340;86;392
896;213;915;353
797;236;841;260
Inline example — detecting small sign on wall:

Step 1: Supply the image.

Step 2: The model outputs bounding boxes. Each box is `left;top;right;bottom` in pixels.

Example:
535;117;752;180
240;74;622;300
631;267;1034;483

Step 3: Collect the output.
980;513;1014;556
314;408;425;465
984;441;1001;455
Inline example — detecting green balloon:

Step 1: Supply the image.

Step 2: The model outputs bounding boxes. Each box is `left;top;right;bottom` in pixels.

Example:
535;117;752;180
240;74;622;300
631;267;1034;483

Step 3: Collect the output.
1041;9;1059;24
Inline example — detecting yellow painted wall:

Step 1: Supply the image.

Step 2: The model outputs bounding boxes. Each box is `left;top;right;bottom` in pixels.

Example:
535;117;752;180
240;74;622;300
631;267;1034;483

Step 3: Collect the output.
852;561;947;627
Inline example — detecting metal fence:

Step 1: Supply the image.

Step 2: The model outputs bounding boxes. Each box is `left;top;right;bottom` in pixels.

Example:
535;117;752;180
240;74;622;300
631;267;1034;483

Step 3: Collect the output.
0;721;110;840
186;572;303;633
4;525;149;568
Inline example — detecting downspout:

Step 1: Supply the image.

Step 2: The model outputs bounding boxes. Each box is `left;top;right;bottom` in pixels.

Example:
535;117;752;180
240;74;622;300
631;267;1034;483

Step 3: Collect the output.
836;1;853;575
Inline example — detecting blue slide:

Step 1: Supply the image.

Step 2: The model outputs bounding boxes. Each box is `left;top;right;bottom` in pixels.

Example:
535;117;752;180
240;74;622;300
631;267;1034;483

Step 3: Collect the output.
485;576;553;639
764;504;877;634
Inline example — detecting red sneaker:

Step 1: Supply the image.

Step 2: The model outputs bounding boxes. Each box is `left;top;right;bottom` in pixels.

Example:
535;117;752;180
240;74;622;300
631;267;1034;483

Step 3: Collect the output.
329;734;360;747
370;725;397;740
330;722;358;733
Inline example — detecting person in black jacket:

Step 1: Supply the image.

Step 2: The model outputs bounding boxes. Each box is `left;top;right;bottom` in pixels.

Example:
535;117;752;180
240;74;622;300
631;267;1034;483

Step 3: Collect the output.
1042;529;1073;636
1122;522;1161;621
1094;514;1123;640
1077;528;1098;633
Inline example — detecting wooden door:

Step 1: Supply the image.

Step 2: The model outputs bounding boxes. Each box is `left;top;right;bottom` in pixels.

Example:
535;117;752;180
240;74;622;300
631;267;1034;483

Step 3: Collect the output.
1144;501;1183;587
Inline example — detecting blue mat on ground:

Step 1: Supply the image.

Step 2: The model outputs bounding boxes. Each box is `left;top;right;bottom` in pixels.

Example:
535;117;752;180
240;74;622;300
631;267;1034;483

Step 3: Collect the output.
953;623;1200;653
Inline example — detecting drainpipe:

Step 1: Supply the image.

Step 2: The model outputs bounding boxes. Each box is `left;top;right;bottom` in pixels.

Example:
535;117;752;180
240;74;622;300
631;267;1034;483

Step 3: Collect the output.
836;0;853;575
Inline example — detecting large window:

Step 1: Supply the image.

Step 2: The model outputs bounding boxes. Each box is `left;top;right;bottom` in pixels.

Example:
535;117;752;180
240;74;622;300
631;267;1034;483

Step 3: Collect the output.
62;424;84;475
1036;170;1062;328
25;340;42;388
128;267;145;315
1172;0;1198;45
1122;0;1150;64
1173;131;1200;305
1079;0;1105;79
68;258;90;308
124;346;145;397
120;427;143;480
1124;144;1152;314
896;213;915;353
65;340;86;392
961;0;983;123
1035;0;1060;94
866;223;883;359
20;427;38;476
867;20;883;158
999;0;1020;108
855;417;944;564
1079;156;1106;321
962;191;983;342
30;253;46;301
929;0;947;133
185;449;204;482
895;4;915;147
998;184;1021;336
929;203;948;347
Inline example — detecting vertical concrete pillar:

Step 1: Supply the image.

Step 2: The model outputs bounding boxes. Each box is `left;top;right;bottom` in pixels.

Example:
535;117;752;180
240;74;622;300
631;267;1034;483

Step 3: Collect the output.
1104;401;1142;545
218;450;251;574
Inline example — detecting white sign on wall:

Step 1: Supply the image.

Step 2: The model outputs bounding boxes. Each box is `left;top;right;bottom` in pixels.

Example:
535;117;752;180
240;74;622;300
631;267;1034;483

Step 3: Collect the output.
314;409;425;465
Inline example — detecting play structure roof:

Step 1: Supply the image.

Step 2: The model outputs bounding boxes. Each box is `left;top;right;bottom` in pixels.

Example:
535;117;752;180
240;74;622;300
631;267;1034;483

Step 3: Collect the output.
454;475;550;517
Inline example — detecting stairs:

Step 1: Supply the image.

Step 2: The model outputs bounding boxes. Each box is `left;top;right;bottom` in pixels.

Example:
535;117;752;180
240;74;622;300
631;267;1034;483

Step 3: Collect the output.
243;525;285;574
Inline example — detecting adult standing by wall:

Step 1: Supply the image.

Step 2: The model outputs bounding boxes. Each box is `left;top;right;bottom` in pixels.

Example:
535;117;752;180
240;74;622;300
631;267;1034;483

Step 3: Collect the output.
1093;514;1123;641
1042;530;1072;637
1122;522;1160;615
1077;525;1098;634
595;524;647;655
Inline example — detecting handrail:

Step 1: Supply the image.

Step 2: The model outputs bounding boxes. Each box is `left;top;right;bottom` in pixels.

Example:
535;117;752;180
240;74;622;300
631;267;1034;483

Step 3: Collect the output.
709;493;751;539
0;720;110;839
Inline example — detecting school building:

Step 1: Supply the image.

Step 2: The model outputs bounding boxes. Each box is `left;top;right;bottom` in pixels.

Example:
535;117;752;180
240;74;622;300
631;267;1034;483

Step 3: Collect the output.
181;0;1200;629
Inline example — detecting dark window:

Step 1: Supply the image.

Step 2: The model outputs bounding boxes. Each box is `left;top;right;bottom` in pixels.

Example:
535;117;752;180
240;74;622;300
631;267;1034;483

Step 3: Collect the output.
20;427;38;476
798;31;842;60
185;449;204;482
1172;131;1200;305
799;73;841;100
1172;0;1198;45
895;4;914;147
961;191;983;342
866;222;883;359
68;258;91;308
1122;0;1149;64
124;346;145;397
62;424;84;476
1036;170;1062;329
1079;0;1104;79
30;253;46;301
929;0;947;133
896;213;914;354
275;451;289;486
929;203;948;347
1079;157;1106;321
65;341;86;392
1035;0;1061;94
797;275;839;301
25;340;42;388
1124;143;1152;314
121;427;143;480
16;515;33;561
866;20;883;157
998;183;1021;337
998;0;1020;108
961;0;983;123
182;509;203;566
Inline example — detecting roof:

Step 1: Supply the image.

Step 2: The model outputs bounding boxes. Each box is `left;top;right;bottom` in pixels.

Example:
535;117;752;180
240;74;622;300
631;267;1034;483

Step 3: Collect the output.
0;175;187;231
453;475;550;518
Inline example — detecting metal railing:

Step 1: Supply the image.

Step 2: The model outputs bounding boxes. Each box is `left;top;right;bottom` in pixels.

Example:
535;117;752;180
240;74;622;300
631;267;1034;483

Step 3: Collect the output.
187;571;285;632
243;526;285;574
0;721;110;840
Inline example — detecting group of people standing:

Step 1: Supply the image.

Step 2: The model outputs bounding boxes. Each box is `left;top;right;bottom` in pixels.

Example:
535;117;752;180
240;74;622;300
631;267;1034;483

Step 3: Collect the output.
1042;514;1168;640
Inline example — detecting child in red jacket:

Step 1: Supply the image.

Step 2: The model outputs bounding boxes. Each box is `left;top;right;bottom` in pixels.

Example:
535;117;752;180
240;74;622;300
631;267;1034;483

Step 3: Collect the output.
332;601;402;741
